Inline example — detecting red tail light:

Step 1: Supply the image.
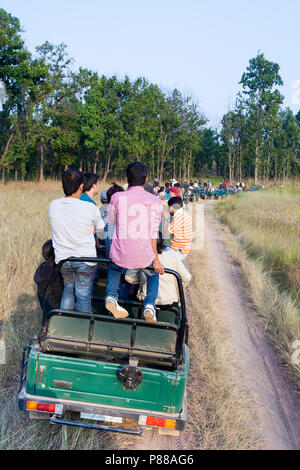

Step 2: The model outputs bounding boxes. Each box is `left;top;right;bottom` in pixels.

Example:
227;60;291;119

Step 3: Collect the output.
146;416;176;429
27;401;56;413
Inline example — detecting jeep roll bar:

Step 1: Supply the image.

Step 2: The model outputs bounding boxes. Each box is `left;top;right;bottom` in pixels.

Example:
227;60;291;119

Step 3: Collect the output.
42;257;188;365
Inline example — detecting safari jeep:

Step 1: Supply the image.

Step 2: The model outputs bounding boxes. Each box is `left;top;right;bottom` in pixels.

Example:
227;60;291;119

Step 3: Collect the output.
18;258;189;436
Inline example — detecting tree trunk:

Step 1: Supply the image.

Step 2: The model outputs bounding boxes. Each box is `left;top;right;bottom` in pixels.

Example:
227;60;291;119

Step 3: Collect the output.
39;140;44;182
187;149;192;180
2;167;5;184
103;152;111;181
159;160;165;183
103;146;112;182
228;140;232;183
1;133;14;168
254;139;259;185
228;146;232;183
15;162;18;181
286;152;290;180
152;152;155;181
93;150;100;173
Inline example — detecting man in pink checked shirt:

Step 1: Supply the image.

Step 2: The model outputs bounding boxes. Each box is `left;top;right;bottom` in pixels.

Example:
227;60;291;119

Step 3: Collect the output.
105;162;164;323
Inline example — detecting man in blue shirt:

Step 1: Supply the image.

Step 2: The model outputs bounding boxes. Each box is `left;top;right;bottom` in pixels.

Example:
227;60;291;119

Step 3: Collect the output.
80;173;100;205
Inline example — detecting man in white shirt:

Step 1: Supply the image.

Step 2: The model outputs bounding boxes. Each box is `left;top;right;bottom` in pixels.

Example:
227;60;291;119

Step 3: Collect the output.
49;169;104;313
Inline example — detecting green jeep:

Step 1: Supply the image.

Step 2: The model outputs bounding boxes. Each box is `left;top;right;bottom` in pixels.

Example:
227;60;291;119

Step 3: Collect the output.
18;258;189;436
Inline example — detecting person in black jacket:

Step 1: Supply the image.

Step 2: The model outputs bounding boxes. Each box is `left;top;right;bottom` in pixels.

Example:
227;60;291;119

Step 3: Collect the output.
34;240;64;314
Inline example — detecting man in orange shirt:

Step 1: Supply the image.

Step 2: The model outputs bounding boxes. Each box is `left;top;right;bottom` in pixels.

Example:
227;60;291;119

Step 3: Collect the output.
166;197;192;261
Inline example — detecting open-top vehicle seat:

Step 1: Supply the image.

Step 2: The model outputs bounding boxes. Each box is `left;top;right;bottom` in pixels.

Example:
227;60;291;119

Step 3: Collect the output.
41;303;181;369
40;258;187;369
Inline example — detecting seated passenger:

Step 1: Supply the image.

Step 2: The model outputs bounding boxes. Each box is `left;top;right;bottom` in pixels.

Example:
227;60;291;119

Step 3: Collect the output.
80;172;100;205
104;183;124;258
126;232;191;306
49;169;104;314
170;183;181;198
166;197;193;261
105;162;164;323
34;240;64;314
80;173;105;255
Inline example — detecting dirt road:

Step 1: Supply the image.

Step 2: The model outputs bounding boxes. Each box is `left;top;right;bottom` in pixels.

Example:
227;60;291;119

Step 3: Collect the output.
203;204;300;450
124;202;300;450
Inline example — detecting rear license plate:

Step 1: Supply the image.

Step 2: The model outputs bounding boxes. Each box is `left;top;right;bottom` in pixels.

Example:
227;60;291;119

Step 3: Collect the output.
80;413;123;424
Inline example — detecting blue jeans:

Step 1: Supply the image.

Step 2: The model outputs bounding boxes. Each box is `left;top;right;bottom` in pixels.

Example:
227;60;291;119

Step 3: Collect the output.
106;263;159;307
60;261;96;313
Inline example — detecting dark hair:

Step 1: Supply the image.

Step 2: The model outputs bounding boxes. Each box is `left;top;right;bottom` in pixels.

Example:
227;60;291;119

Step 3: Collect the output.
83;173;100;192
165;182;170;188
157;231;165;254
42;240;55;263
107;183;124;203
62;169;83;196
174;183;181;188
126;162;147;187
168;196;183;209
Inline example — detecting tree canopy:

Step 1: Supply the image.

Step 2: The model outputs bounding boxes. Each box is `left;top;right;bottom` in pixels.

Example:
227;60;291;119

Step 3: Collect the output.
0;9;299;183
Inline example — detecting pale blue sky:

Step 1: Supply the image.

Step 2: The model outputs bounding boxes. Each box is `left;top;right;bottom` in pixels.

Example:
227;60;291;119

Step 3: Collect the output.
2;0;300;125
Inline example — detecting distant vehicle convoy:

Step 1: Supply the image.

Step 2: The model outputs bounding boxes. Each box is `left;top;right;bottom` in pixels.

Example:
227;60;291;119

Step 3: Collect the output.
182;181;263;204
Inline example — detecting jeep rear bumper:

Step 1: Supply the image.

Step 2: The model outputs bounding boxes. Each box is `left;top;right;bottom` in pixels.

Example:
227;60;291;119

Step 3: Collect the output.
18;384;187;435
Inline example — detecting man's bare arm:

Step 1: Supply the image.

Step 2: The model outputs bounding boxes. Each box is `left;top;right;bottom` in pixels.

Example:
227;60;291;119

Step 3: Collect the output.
151;238;164;274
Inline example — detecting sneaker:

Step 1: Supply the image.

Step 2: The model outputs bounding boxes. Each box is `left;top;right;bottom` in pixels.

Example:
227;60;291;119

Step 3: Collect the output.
143;304;157;323
105;297;129;319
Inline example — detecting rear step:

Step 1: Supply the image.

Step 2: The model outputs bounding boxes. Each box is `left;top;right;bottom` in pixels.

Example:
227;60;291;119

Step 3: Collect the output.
50;415;143;435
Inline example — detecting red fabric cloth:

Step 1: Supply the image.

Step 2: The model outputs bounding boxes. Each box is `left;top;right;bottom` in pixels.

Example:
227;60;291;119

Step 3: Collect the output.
170;187;181;198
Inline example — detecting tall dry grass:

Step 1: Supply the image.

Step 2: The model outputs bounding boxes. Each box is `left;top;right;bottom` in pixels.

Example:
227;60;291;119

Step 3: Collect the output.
0;180;258;449
216;185;300;299
184;250;259;449
215;184;300;386
0;180;124;449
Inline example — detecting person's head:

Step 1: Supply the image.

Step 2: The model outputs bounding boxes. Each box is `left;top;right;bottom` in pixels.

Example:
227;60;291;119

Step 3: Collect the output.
174;183;180;188
165;182;170;188
168;196;183;216
62;169;84;197
126;162;148;187
101;189;108;204
42;240;55;263
144;182;154;194
107;183;124;203
83;173;100;197
157;231;166;254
